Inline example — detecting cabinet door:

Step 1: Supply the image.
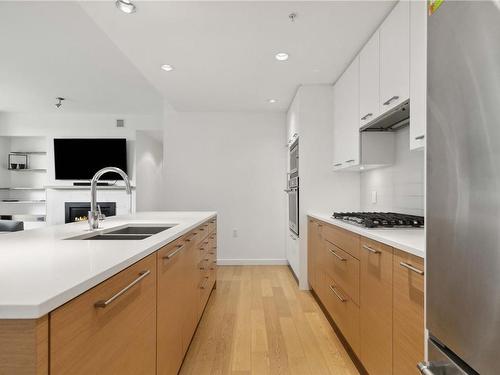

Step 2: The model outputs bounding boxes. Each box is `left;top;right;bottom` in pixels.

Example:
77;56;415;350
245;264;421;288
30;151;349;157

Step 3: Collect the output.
308;219;316;290
409;0;427;150
360;238;393;375
393;250;424;375
157;239;187;375
333;57;360;169
50;254;156;375
380;1;410;112
360;31;380;128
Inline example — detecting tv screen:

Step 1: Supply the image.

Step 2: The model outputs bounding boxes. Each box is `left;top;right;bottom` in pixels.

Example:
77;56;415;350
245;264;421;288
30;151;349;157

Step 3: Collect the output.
54;138;128;180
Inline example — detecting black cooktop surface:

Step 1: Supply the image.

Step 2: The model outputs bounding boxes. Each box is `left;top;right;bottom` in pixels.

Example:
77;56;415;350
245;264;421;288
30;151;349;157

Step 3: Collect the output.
332;212;424;228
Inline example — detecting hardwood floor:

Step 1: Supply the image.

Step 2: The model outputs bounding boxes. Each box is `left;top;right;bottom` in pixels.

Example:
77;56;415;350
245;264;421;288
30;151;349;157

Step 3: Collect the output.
179;266;360;375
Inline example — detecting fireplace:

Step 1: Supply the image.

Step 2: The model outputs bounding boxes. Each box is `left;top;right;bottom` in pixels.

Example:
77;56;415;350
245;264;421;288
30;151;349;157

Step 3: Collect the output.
65;202;116;223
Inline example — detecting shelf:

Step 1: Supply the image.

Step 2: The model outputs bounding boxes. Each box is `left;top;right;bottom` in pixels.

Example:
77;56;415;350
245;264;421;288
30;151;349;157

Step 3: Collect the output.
8;168;47;172
0;214;46;222
0;200;46;204
9;151;47;155
0;187;46;191
45;185;136;191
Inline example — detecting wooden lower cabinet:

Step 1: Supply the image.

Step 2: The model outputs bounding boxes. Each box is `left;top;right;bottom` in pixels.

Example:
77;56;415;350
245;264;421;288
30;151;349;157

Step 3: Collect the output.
50;254;157;375
393;249;425;375
308;217;424;375
360;237;394;375
157;238;188;375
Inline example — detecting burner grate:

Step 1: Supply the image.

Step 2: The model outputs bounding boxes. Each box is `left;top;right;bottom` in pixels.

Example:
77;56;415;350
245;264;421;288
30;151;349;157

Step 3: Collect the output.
332;212;424;228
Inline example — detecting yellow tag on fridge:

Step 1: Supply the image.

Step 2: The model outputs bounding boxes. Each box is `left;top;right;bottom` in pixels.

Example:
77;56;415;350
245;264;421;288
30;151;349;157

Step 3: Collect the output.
428;0;444;16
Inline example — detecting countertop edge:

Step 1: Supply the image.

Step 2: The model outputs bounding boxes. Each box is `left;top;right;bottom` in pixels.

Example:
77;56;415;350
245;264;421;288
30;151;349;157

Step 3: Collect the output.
0;212;217;319
308;213;425;259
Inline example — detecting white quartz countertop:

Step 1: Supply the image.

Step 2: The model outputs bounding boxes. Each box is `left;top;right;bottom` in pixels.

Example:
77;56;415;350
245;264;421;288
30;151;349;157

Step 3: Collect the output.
0;211;216;319
308;213;425;259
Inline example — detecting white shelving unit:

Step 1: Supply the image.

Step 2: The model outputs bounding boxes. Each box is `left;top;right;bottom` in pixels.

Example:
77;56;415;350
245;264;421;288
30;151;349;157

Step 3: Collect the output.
0;136;48;230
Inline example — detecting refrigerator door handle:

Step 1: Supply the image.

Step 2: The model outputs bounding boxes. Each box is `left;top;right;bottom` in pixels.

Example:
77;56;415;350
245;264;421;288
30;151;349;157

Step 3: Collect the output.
417;363;435;375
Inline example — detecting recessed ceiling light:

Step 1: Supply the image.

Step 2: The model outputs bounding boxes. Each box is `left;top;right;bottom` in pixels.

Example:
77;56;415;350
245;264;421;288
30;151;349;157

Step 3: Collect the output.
161;64;174;72
268;99;278;104
115;0;136;14
275;52;289;62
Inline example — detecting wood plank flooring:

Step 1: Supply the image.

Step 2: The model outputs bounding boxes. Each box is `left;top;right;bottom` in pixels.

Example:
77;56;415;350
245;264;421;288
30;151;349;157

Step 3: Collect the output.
179;266;360;375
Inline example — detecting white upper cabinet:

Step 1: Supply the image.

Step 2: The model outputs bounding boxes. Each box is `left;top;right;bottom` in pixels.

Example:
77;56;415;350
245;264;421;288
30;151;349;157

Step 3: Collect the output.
359;31;380;128
333;57;360;169
409;0;427;150
380;1;410;112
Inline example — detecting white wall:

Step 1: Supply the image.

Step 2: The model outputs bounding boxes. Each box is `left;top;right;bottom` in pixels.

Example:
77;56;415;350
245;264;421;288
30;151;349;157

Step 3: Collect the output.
136;130;164;211
360;127;424;216
162;110;287;265
290;85;360;288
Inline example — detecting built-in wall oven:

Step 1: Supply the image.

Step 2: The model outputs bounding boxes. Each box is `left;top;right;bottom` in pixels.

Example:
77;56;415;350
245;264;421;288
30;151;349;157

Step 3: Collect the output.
286;139;299;236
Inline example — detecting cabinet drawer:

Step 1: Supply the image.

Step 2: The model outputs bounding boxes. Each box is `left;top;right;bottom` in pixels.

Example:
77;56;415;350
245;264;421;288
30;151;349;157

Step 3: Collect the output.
393;249;424;375
323;272;360;356
323;224;360;259
50;254;156;375
324;242;360;305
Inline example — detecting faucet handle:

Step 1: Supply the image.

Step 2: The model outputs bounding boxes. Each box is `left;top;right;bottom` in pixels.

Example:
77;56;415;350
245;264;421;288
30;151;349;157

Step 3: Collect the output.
97;205;106;221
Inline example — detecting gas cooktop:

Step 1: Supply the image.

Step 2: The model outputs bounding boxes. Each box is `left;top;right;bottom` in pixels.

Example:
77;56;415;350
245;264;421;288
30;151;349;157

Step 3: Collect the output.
332;212;424;228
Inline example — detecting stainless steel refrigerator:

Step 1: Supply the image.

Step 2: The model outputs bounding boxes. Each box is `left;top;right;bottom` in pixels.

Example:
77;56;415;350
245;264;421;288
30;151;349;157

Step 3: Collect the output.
422;1;500;374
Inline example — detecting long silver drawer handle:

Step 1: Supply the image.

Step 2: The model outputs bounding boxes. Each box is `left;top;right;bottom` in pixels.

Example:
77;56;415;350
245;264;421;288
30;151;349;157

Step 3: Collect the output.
383;95;399;106
345;159;355;163
362;244;381;254
163;244;185;260
333;163;342;167
329;248;346;261
400;261;424;275
329;285;347;302
361;113;373;121
415;135;425;140
94;270;151;308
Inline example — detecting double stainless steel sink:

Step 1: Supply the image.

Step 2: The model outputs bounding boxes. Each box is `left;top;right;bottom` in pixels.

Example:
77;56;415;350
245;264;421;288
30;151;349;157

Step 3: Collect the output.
66;225;176;241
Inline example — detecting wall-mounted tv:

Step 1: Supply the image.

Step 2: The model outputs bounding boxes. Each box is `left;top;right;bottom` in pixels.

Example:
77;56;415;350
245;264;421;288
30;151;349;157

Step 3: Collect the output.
54;138;128;180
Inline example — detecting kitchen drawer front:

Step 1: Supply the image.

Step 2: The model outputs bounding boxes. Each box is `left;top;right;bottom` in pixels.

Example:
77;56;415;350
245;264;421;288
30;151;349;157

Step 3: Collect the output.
324;241;360;305
393;249;424;375
323;272;360;356
208;218;217;234
323;223;360;259
50;254;156;375
360;236;393;375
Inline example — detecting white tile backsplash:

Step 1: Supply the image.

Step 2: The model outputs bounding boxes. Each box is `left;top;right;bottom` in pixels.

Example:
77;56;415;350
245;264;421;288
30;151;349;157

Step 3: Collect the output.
360;126;424;216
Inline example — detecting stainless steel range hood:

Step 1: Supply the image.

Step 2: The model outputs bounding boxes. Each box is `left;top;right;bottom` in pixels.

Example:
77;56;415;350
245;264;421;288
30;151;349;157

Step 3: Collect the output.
360;100;410;132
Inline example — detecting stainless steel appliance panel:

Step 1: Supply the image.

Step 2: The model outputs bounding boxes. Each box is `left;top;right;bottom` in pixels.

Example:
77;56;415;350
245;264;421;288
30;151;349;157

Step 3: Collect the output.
427;2;500;373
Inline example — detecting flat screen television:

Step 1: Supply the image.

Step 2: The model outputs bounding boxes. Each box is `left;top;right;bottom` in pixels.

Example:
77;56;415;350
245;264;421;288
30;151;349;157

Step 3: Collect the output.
54;138;128;180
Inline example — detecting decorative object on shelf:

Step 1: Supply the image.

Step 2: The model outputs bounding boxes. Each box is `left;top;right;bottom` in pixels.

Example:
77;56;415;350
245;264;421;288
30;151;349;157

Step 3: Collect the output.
8;153;28;170
55;97;65;109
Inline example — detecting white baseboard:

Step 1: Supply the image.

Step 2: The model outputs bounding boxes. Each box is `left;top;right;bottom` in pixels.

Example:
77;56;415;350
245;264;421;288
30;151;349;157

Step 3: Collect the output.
217;259;289;266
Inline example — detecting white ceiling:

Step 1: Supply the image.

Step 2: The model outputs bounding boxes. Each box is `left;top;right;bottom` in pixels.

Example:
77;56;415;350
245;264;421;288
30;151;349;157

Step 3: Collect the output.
1;1;395;115
0;1;162;114
81;1;396;112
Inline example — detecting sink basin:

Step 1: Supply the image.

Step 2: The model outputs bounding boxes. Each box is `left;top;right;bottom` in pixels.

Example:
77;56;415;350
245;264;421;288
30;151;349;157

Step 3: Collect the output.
65;224;177;240
105;226;174;235
87;234;152;241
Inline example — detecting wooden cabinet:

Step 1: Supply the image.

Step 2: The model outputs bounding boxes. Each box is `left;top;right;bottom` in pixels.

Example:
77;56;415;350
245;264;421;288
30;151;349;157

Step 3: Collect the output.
409;0;427;150
308;217;424;375
50;254;157;375
360;238;394;375
359;31;381;128
333;56;360;169
393;249;424;375
308;219;322;291
157;238;188;375
380;1;410;112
